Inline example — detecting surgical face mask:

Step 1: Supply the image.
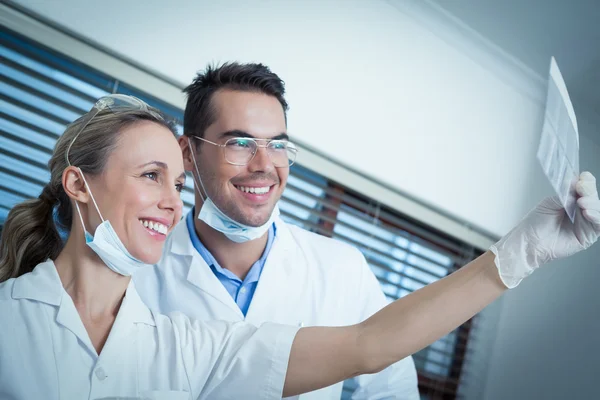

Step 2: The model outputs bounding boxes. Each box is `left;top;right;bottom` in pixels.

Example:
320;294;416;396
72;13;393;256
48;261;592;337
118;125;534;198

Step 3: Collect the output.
198;197;279;243
74;169;152;276
189;140;278;243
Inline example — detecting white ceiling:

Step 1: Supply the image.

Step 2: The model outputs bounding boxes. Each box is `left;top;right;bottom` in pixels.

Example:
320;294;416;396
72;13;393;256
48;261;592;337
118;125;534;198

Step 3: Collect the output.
432;0;600;127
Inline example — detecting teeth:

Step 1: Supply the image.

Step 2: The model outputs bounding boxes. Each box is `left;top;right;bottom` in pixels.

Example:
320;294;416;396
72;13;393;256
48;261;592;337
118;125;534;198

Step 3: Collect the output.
140;219;168;234
236;185;270;194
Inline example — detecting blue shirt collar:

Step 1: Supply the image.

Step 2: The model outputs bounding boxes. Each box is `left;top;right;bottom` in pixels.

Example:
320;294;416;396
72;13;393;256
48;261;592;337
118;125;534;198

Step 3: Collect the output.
185;208;276;284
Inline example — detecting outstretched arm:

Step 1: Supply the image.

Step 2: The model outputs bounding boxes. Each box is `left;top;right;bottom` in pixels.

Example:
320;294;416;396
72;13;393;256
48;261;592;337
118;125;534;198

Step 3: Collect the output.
283;251;504;397
283;172;600;397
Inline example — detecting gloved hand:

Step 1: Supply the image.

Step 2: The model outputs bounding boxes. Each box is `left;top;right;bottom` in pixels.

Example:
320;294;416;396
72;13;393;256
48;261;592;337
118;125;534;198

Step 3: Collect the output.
490;171;600;288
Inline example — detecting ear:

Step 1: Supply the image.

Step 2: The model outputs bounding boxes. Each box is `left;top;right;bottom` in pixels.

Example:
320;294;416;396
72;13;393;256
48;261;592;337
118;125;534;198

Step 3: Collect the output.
62;166;90;203
179;136;197;172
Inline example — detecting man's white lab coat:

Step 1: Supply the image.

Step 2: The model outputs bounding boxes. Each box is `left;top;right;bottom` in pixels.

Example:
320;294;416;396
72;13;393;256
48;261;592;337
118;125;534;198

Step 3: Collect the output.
135;216;420;399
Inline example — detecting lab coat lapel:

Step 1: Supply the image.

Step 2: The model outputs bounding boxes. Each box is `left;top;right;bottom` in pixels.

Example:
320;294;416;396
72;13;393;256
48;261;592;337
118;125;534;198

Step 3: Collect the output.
55;293;97;357
96;281;154;367
245;218;306;325
169;218;243;318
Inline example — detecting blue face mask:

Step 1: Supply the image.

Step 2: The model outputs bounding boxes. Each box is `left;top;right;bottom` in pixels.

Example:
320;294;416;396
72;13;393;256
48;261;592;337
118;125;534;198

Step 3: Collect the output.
74;169;151;276
189;143;277;243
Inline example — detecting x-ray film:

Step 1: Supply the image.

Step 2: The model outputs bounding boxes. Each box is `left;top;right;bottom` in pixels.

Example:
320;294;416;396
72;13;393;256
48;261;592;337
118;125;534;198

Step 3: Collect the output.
537;57;579;222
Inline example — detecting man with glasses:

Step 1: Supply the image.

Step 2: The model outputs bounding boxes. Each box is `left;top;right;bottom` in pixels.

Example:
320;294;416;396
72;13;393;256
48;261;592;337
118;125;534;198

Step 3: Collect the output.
135;62;419;399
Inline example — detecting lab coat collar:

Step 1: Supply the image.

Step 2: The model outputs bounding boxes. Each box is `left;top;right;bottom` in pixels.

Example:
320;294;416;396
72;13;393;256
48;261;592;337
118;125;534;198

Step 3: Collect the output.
167;212;298;319
271;215;296;253
168;217;243;316
12;259;155;326
122;280;156;326
12;260;62;306
244;216;303;322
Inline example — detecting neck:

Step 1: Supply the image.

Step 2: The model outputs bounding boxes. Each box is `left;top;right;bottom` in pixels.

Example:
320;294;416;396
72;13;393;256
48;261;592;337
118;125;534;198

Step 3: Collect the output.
194;215;269;280
54;229;129;319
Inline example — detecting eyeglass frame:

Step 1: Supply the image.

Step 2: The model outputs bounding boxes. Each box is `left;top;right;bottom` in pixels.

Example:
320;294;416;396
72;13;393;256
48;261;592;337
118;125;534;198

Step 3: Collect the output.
66;94;163;166
191;135;298;167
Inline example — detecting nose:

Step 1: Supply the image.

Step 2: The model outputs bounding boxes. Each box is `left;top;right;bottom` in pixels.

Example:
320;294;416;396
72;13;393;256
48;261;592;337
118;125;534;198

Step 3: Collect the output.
247;145;275;173
158;183;183;217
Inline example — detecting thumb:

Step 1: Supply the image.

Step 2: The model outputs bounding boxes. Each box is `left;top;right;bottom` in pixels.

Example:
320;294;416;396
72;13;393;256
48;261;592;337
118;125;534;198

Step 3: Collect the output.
576;172;598;198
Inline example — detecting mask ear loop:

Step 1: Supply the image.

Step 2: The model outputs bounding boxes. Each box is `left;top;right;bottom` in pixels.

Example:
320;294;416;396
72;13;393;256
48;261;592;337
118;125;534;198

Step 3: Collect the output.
78;168;104;221
188;137;210;204
72;168;105;236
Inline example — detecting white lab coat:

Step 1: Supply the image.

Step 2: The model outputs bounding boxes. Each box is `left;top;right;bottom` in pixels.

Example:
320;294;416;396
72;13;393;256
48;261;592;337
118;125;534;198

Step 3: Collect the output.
135;216;420;399
0;260;298;400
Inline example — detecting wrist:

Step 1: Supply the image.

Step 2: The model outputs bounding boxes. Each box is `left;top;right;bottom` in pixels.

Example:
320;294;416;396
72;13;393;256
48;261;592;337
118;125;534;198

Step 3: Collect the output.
482;250;512;290
489;241;536;289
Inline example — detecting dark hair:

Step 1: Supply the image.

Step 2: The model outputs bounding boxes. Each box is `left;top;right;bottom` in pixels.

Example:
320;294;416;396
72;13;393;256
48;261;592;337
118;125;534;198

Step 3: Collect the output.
182;62;288;138
0;106;177;282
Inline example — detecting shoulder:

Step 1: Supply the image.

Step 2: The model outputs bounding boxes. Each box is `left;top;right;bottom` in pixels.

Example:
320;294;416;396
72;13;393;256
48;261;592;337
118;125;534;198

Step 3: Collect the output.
282;221;368;278
285;222;365;261
0;277;16;301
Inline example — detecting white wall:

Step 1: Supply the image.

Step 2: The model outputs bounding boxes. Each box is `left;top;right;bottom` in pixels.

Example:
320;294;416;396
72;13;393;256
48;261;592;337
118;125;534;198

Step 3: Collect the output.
464;116;600;400
458;116;600;400
11;0;551;239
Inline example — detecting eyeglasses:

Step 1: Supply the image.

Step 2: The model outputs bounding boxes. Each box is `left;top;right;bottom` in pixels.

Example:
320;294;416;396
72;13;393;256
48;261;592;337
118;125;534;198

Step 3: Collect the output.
66;94;163;166
192;136;298;167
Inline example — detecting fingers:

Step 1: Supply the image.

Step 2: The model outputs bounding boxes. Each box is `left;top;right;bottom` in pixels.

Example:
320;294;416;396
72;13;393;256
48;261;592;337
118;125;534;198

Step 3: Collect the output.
583;209;600;226
577;196;600;226
576;171;598;199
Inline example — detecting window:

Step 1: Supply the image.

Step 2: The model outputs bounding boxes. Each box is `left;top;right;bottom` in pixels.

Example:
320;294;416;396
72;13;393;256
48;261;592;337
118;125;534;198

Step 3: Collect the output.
0;27;182;221
309;184;480;399
0;26;480;399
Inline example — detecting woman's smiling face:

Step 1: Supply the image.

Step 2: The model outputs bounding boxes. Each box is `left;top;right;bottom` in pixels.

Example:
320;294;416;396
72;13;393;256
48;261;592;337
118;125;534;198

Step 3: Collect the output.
83;120;185;264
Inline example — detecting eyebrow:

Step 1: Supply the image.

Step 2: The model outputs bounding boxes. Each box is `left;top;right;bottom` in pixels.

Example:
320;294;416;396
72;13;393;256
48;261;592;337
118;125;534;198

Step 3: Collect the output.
219;129;289;141
138;161;187;180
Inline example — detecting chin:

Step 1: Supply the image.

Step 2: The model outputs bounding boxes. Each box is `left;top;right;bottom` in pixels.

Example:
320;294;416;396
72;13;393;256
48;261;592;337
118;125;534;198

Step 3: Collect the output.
131;247;162;265
245;215;272;227
243;207;275;226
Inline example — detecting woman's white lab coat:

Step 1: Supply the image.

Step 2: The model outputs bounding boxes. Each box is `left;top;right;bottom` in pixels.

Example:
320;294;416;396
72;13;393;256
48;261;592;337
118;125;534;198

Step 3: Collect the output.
0;261;298;399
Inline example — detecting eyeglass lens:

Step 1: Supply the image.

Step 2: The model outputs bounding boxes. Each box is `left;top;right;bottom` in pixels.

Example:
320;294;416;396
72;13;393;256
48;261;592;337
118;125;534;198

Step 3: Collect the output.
224;138;297;167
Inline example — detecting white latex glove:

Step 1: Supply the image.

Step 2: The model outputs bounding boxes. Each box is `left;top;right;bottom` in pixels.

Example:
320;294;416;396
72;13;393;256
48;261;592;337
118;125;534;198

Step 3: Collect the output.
490;171;600;288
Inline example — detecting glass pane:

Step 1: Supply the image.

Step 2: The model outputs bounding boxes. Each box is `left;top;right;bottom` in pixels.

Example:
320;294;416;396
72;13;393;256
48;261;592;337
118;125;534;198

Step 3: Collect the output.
0;45;109;99
0;99;65;136
0;63;94;111
0;81;82;123
0;117;56;150
332;201;466;381
280;165;326;229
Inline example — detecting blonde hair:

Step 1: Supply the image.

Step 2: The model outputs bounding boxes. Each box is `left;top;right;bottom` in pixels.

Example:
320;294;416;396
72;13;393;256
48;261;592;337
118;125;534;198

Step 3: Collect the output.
0;104;177;282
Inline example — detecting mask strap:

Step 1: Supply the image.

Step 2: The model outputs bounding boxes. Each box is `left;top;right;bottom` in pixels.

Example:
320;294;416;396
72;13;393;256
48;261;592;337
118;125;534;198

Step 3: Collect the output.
188;138;209;203
77;168;105;222
74;201;88;233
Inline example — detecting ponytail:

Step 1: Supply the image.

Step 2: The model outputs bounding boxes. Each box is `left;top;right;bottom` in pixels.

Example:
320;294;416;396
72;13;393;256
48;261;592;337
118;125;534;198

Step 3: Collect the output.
0;185;63;282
